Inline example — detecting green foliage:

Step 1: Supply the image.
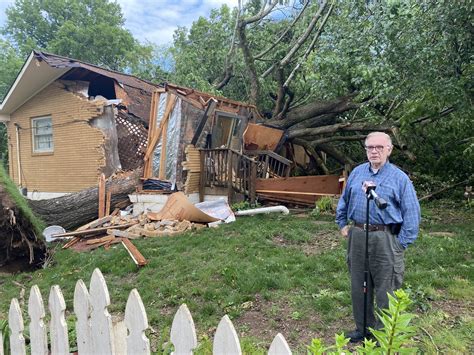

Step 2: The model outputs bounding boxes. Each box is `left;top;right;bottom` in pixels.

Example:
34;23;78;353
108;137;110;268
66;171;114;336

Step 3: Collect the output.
1;0;153;72
310;196;337;217
0;162;46;235
230;200;260;211
307;289;417;354
1;318;10;355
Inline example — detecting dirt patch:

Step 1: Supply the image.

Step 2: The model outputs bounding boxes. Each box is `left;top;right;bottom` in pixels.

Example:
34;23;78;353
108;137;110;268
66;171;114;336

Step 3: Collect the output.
233;294;354;352
271;231;341;256
302;231;341;256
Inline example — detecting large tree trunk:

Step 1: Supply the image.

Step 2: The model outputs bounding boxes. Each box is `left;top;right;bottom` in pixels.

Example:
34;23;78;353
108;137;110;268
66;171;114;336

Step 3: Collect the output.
28;170;141;230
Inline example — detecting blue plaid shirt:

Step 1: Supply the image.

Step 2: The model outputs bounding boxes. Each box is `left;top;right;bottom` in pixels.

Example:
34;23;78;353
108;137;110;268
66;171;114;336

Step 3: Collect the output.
336;161;421;248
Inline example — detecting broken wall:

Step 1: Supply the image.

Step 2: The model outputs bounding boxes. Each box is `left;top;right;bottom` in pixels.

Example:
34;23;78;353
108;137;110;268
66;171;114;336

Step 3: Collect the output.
7;81;109;193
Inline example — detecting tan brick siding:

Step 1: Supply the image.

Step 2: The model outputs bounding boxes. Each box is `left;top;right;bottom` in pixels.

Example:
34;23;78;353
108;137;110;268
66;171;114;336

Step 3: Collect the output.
7;81;107;193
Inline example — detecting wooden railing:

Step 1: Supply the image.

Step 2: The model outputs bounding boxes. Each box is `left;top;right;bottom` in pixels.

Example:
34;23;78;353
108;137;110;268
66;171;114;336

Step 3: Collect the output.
1;268;292;355
200;149;291;203
245;150;292;178
200;149;257;202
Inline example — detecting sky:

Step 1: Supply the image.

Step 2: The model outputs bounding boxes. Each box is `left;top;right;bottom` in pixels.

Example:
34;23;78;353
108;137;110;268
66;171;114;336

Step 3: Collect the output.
0;0;239;45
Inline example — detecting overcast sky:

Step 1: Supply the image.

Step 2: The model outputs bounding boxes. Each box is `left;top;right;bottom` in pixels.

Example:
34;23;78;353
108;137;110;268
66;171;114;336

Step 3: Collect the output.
0;0;238;45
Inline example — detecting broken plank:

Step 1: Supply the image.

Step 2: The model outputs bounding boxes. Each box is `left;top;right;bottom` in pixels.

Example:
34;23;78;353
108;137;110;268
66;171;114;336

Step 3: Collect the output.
105;190;112;216
256;189;338;196
62;237;80;249
51;222;138;238
98;173;106;219
121;238;148;266
75;215;113;231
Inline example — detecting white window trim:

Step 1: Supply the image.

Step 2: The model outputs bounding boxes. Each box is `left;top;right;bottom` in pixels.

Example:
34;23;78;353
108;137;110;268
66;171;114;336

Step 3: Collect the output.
32;116;54;153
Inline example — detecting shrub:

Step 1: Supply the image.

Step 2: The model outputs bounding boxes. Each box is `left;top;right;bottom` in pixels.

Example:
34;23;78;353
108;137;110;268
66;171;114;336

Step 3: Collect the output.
307;289;417;354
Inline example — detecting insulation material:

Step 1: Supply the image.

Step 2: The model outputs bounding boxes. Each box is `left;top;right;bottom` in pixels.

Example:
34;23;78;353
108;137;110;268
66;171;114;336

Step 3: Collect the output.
151;93;167;177
151;95;182;184
164;97;182;182
90;105;122;177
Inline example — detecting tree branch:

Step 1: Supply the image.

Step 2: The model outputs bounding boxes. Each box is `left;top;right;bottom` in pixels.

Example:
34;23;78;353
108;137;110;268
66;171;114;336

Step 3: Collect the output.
254;0;310;60
283;1;334;88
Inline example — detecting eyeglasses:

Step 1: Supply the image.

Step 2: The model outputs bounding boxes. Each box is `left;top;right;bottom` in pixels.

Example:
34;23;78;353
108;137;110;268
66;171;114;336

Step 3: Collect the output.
365;145;386;152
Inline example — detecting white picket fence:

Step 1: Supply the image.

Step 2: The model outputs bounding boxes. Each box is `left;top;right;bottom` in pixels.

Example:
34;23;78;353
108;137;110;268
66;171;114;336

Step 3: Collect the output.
1;268;292;354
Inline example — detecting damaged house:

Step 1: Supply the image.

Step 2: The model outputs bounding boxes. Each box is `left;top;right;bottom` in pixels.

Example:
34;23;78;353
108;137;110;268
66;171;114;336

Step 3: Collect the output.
0;51;260;201
1;51;341;223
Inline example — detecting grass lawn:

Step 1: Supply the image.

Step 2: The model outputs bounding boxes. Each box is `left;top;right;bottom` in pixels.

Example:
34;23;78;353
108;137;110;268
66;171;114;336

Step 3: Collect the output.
0;200;472;353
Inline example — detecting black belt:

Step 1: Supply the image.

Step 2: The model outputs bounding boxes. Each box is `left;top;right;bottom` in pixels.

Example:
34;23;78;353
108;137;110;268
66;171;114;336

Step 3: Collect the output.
354;223;388;232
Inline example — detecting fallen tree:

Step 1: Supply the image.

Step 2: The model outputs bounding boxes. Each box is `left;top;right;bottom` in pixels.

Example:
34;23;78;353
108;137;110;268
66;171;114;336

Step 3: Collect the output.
28;169;141;230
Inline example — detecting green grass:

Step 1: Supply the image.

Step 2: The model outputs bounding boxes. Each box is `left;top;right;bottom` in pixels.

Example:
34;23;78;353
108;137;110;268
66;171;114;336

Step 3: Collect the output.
0;200;472;353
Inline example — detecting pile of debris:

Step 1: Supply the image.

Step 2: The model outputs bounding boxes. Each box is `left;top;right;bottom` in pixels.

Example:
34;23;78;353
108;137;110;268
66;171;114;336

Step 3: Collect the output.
52;209;207;266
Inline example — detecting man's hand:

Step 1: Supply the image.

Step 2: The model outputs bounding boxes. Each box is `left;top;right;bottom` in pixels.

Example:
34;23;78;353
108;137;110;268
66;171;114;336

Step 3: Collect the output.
340;225;350;237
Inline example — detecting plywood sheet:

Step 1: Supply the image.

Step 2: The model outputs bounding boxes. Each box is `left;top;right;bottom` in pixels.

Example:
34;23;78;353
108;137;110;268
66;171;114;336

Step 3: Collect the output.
255;175;341;195
243;123;284;151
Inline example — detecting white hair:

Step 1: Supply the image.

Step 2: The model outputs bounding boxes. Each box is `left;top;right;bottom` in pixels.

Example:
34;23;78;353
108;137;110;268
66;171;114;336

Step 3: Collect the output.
365;132;393;146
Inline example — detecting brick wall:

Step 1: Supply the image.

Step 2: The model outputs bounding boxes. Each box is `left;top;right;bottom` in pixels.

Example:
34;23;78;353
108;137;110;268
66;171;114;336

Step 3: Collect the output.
7;81;106;193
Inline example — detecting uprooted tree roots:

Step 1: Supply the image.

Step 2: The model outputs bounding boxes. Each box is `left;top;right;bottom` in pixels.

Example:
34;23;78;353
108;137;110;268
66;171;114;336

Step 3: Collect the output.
0;185;47;268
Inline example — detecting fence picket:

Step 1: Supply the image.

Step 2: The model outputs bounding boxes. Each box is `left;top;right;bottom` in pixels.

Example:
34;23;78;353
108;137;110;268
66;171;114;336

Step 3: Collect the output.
170;304;197;355
28;285;48;355
125;289;150;355
213;315;241;355
113;320;127;355
9;298;26;355
268;333;292;355
49;285;69;355
5;269;294;355
0;329;3;355
90;268;115;354
74;279;92;354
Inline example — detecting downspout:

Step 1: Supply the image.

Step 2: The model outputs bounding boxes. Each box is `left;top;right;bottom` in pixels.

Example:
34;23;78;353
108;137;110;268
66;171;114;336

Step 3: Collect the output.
234;205;290;216
14;123;22;187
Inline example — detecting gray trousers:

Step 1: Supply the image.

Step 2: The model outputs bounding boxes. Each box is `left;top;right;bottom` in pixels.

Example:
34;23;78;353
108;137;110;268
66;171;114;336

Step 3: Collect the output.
347;226;405;331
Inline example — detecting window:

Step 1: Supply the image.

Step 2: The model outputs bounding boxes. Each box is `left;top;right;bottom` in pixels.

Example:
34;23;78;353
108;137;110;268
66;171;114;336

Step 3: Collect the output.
32;116;53;153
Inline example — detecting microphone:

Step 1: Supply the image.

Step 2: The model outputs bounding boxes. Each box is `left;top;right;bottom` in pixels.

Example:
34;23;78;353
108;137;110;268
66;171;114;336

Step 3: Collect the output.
363;181;388;209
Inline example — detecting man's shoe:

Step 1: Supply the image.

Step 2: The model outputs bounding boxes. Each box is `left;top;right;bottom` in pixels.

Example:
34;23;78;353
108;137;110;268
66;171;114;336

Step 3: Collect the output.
346;329;370;343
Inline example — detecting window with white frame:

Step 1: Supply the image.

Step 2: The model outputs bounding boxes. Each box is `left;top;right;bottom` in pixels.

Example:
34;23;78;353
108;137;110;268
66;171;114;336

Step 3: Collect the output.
32;116;53;153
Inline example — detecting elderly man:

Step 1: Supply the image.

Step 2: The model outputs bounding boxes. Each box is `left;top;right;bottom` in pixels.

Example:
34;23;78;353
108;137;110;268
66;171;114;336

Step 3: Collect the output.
336;132;420;342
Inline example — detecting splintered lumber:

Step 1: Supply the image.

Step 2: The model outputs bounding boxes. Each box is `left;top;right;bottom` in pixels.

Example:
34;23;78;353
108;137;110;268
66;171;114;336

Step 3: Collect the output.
62;237;80;249
121;238;148;266
98;173;106;218
51;222;138;238
28;169;141;230
256;190;337;196
75;215;113;232
105;190;112;216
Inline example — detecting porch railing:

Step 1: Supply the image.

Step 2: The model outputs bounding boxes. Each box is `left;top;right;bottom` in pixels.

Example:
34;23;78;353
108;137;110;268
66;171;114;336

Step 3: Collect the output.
199;149;292;203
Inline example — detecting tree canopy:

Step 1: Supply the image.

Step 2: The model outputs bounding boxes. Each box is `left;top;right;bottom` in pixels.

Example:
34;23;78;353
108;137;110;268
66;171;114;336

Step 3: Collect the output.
0;0;472;182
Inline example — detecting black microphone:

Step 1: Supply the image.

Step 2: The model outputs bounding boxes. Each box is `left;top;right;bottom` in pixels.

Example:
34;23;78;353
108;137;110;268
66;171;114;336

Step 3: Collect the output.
363;182;388;209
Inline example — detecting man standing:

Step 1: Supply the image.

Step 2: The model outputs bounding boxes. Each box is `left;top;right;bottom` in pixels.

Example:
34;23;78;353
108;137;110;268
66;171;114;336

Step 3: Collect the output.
336;132;421;342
